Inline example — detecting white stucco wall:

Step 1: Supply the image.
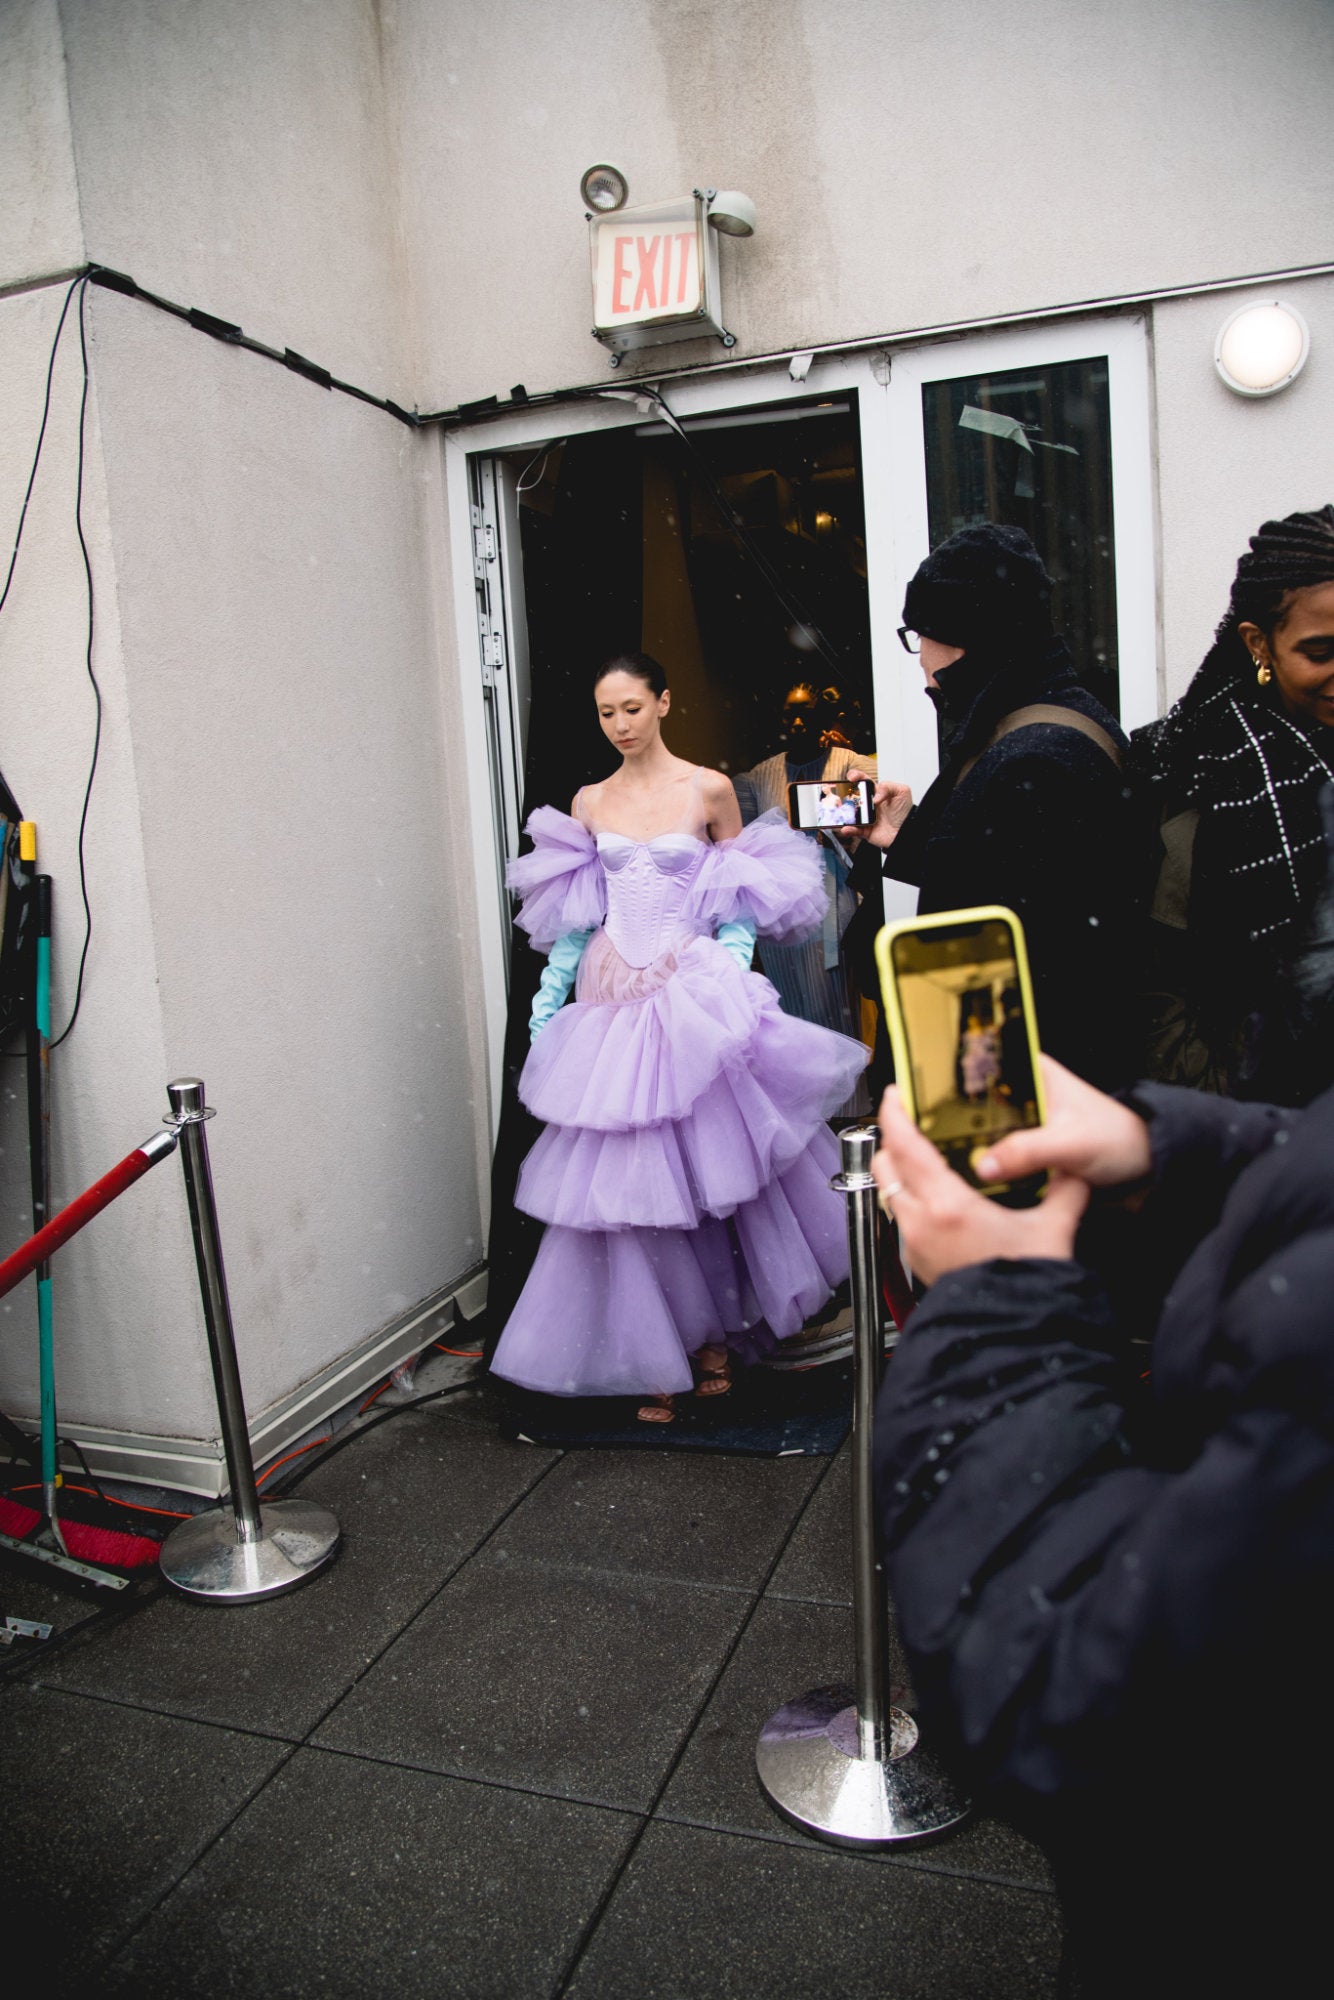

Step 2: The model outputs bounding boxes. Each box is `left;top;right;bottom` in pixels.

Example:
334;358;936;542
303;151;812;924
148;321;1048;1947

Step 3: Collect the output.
1152;274;1334;707
57;0;414;406
0;2;485;1453
0;0;83;278
393;0;1334;408
0;278;217;1440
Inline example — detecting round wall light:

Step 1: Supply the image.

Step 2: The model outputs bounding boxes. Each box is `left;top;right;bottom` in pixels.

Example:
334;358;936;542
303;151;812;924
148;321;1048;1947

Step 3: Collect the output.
580;163;629;213
1214;300;1310;398
707;190;757;238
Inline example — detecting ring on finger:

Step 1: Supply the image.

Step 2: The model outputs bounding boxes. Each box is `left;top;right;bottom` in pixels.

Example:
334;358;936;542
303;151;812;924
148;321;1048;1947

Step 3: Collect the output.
878;1180;903;1213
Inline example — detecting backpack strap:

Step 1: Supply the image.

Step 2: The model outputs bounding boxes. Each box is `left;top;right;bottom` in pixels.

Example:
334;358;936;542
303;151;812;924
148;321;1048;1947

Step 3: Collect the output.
957;703;1123;788
1150;807;1199;929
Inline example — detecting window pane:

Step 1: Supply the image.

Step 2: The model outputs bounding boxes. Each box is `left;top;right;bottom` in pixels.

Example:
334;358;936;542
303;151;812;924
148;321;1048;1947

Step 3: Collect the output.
921;357;1118;716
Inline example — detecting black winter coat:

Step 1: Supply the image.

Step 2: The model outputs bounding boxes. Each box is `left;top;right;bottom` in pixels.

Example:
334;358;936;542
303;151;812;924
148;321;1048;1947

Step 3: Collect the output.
873;1082;1334;1995
851;646;1139;1088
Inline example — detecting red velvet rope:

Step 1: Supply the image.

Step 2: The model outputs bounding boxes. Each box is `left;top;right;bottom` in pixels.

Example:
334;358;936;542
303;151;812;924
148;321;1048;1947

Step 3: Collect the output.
0;1132;176;1302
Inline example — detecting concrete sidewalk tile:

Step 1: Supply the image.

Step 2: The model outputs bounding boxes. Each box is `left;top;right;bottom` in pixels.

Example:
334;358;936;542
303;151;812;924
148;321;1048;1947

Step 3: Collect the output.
0;1555;122;1646
658;1595;1051;1891
566;1820;1063;1998
489;1447;822;1591
1;1684;285;1989
99;1746;638;1999
293;1401;559;1549
36;1520;456;1740
765;1446;854;1605
314;1555;748;1812
33;1404;561;1738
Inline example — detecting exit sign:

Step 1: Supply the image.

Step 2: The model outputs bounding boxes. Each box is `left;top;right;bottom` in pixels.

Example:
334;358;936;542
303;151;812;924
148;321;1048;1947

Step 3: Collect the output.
589;194;729;359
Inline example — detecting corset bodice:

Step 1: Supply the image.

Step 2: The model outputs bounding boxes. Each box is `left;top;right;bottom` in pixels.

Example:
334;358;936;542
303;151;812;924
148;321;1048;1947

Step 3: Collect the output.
596;833;707;968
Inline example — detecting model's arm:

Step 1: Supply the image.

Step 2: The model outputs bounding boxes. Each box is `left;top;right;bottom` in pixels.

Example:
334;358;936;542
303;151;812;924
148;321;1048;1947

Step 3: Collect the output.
701;768;743;842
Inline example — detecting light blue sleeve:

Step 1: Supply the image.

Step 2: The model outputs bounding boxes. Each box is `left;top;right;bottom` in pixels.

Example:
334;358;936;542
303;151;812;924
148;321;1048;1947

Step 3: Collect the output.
714;916;757;971
529;927;593;1041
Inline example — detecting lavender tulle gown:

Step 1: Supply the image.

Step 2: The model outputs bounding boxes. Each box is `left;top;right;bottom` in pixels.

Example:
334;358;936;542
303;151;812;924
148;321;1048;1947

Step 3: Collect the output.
489;783;869;1399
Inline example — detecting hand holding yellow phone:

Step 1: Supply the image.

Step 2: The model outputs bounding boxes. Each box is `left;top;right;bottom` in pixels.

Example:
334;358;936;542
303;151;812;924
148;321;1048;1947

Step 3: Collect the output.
874;906;1048;1207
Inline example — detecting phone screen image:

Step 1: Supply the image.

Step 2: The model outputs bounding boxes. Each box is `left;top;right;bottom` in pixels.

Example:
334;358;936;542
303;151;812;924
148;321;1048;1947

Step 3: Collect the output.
788;778;873;831
880;911;1046;1205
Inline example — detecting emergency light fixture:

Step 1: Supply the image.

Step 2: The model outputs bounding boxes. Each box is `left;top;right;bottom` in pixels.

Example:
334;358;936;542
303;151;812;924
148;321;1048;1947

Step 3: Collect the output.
580;163;629;214
585;184;756;366
1215;300;1310;398
706;190;757;238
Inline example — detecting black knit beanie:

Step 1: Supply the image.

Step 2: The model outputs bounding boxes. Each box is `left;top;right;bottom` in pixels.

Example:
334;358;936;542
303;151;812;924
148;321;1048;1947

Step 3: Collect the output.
902;523;1053;653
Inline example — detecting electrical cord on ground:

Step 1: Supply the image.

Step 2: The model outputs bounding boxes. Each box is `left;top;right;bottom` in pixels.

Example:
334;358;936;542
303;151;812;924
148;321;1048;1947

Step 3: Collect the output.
265;1378;482;1497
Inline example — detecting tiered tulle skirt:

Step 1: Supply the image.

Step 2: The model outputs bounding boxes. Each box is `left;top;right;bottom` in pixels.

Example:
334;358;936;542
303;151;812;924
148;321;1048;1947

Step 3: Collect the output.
490;929;868;1398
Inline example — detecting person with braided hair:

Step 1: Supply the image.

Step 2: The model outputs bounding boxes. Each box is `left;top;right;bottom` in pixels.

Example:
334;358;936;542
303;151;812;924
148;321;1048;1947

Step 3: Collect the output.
1136;504;1334;1103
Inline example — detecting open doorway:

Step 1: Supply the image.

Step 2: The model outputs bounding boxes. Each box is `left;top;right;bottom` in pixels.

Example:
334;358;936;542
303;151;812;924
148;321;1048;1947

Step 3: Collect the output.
496;396;881;1084
504;398;871;797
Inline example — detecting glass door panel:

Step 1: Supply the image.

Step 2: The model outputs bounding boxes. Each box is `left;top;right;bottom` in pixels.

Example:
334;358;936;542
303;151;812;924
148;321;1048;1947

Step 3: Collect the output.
922;356;1119;715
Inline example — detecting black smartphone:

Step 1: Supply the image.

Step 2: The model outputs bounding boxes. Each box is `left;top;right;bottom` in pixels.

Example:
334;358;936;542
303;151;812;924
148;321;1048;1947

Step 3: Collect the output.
787;777;874;831
875;906;1047;1206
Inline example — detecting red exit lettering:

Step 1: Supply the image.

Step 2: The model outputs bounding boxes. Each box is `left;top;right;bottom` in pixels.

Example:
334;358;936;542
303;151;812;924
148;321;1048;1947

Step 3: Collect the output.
609;230;697;317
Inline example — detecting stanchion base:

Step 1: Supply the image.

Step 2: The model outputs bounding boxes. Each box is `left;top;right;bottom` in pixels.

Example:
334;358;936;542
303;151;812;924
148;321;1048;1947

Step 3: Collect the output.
158;1499;340;1604
757;1683;970;1848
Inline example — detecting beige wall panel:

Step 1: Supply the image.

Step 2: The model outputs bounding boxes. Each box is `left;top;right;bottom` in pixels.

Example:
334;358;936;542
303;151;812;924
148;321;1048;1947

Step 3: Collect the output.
1153;274;1334;710
57;0;412;404
1;285;482;1440
0;0;84;283
0;283;215;1438
393;0;1334;407
78;295;482;1423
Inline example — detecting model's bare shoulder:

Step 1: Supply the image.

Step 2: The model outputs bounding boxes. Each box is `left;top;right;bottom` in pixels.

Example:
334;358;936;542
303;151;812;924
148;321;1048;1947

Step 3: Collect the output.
698;766;738;808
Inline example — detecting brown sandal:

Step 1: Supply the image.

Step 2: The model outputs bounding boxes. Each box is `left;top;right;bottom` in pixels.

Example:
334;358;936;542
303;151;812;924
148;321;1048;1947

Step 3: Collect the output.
692;1346;733;1399
636;1394;676;1424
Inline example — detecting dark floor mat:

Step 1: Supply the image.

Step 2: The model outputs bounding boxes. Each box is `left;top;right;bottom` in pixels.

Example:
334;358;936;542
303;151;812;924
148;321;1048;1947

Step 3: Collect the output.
497;1361;852;1455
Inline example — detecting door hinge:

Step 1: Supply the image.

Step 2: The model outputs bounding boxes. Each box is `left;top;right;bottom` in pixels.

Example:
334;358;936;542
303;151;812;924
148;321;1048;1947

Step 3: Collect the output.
478;622;504;687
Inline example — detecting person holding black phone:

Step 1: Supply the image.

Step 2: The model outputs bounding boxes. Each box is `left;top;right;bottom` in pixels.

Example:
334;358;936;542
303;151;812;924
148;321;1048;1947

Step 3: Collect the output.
847;524;1139;1089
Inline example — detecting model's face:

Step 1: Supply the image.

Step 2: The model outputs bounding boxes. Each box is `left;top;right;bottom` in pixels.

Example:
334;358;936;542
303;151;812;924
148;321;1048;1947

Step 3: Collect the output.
1242;581;1334;729
595;670;669;754
919;636;966;689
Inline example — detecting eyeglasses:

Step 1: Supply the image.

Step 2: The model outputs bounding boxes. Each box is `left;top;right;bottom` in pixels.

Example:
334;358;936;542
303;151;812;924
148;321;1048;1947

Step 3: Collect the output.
897;627;921;655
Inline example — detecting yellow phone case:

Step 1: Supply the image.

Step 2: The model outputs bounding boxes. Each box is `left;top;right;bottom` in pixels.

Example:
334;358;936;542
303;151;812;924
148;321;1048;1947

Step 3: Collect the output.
874;905;1047;1198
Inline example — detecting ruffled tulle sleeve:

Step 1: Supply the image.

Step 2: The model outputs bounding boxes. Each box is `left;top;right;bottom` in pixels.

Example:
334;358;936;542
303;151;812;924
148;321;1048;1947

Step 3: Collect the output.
688;808;829;945
506;806;606;950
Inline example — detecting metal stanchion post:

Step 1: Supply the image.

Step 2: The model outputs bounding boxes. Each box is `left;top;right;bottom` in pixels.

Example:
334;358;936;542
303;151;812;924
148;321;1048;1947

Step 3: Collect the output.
157;1078;340;1603
755;1125;969;1846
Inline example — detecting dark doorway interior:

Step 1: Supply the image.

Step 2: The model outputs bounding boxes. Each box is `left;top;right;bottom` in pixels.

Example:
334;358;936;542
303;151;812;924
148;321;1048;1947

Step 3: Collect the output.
505;399;872;815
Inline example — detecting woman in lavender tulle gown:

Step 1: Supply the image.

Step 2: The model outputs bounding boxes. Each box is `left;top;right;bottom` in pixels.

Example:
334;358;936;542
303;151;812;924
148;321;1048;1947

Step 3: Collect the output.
489;652;869;1422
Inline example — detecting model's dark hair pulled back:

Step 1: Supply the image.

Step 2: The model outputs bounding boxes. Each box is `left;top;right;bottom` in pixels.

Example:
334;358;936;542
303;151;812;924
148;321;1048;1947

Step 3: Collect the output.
1151;503;1334;786
594;651;669;697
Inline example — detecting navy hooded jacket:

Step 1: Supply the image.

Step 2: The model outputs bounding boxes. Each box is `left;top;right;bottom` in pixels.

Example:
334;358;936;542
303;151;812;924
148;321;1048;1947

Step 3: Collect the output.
874;1081;1334;1994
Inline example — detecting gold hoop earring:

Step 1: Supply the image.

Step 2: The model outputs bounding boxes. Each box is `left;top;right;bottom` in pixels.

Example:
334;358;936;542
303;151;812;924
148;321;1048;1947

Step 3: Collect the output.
1256;659;1273;687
